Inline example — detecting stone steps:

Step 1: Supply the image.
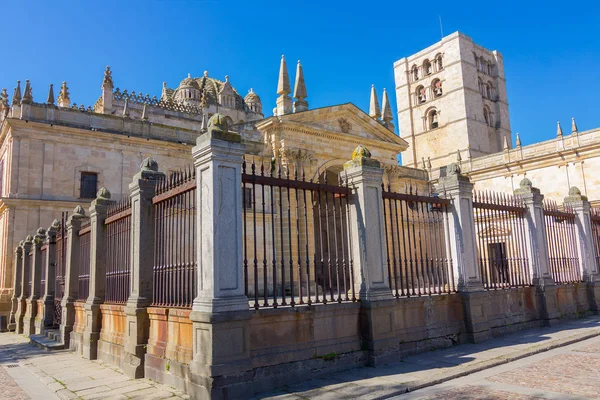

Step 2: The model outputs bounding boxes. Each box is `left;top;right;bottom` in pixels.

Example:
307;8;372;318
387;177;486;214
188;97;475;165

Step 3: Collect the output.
29;329;64;351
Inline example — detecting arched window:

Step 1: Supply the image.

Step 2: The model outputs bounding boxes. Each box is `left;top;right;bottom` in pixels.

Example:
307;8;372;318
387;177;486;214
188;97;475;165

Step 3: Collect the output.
488;81;495;99
428;109;438;130
478;78;484;95
412;65;419;81
483;107;493;127
416;85;426;103
423;59;432;75
432;79;442;97
485;83;491;99
435;54;443;71
487;63;493;75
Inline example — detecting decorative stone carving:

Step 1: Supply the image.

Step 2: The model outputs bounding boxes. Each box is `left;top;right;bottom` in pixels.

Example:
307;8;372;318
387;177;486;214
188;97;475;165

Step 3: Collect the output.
447;162;461;176
565;186;588;202
338;117;351;133
96;187;111;200
140;157;159;172
344;145;381;168
102;66;114;89
278;147;317;173
73;205;86;217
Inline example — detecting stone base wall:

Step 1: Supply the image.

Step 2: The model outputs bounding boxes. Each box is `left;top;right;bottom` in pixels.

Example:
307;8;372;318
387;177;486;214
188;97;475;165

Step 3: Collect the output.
97;304;126;369
144;307;194;392
34;299;45;334
555;283;591;318
69;301;86;355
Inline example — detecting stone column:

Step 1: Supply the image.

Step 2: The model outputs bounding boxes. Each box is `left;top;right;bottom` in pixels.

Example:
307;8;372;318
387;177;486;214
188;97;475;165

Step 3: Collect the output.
83;188;111;359
24;228;46;336
437;163;490;342
38;222;58;333
514;178;559;325
60;206;86;347
564;186;600;311
123;158;163;378
342;146;392;301
189;115;253;399
342;146;395;366
8;242;24;332
15;236;32;334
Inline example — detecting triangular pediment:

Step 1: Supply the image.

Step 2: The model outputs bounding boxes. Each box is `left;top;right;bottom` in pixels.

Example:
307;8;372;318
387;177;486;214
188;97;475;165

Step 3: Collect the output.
255;103;408;152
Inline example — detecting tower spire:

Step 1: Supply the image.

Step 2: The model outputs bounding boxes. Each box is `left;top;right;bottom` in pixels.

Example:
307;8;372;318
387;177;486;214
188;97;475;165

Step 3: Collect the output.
275;55;292;116
571;117;578;134
102;66;114;90
381;88;394;132
369;85;380;119
556;121;563;137
0;89;9;118
12;81;21;106
293;60;308;113
57;82;70;108
21;80;33;104
516;132;522;147
46;84;55;105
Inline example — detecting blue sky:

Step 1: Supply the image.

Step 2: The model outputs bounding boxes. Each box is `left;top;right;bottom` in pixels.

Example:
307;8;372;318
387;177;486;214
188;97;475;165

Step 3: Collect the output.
1;1;598;148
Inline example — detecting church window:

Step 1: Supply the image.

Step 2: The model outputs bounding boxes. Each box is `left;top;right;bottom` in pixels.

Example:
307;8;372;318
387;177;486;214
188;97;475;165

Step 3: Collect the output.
412;65;419;81
428;109;438;130
423;60;432;75
488;81;495;99
478;78;484;96
416;85;426;103
80;172;98;199
435;54;443;71
485;84;491;99
487;63;493;75
432;79;443;97
483;107;493;127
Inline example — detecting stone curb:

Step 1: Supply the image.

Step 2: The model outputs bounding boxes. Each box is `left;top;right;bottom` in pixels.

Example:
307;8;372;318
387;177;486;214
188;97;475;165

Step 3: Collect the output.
375;327;600;399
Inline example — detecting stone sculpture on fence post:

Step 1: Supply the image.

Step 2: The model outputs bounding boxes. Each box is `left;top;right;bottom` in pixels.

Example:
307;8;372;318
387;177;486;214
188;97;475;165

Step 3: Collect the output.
342;145;395;366
123;158;164;378
38;221;58;333
514;178;559;325
437;163;491;342
564;186;600;311
15;235;32;334
83;187;111;360
189;113;253;398
23;228;46;336
8;242;23;332
60;206;86;347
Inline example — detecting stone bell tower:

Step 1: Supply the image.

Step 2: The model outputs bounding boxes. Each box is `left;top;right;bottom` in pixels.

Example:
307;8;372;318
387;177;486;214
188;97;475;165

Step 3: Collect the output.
393;32;512;170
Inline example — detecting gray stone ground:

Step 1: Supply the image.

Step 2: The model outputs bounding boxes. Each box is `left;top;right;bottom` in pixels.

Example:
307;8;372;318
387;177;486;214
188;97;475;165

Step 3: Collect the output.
259;316;600;399
0;333;189;400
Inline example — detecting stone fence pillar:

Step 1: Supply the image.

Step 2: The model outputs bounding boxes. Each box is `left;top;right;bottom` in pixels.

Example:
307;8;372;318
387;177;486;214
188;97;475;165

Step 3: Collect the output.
437;163;490;342
15;236;32;334
24;228;46;336
38;222;58;333
59;206;86;347
514;178;559;325
123;159;163;378
83;188;111;360
8;242;23;332
189;115;252;398
564;186;600;311
342;146;392;302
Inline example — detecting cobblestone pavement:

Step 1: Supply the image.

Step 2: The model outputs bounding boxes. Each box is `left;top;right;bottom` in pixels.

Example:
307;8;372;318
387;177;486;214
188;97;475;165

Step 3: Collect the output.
260;316;600;399
0;333;189;400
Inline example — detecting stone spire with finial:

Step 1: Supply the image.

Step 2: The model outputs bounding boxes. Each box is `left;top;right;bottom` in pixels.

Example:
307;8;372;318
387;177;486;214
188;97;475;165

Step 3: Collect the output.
46;84;55;105
102;66;114;90
12;81;21;106
571;117;578;134
21;80;32;104
503;135;510;150
293;60;308;113
381;88;394;131
57;82;70;108
122;99;129;117
369;85;380;119
0;88;9;118
275;55;292;116
556;121;563;137
516;132;522;147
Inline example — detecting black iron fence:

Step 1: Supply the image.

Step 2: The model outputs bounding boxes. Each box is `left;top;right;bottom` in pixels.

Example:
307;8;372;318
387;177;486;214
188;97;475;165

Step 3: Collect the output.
242;160;355;308
77;220;91;301
152;168;197;308
592;208;600;270
473;191;531;288
382;186;455;297
543;201;581;283
40;245;47;290
104;199;132;304
54;212;67;326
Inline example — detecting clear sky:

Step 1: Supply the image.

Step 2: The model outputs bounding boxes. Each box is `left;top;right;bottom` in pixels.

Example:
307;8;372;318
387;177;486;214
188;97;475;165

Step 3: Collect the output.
1;0;598;149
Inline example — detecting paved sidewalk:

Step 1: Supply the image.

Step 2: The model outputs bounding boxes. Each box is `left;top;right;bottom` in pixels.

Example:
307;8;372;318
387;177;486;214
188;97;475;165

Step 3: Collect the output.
259;316;600;399
0;334;189;400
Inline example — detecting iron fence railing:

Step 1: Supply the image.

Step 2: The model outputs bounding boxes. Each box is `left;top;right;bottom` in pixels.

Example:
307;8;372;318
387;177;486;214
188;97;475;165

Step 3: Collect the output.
105;198;132;304
54;212;67;326
77;220;91;301
474;191;531;288
152;167;197;308
242;160;355;308
543;201;581;284
382;186;455;297
592;208;600;271
40;245;47;290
